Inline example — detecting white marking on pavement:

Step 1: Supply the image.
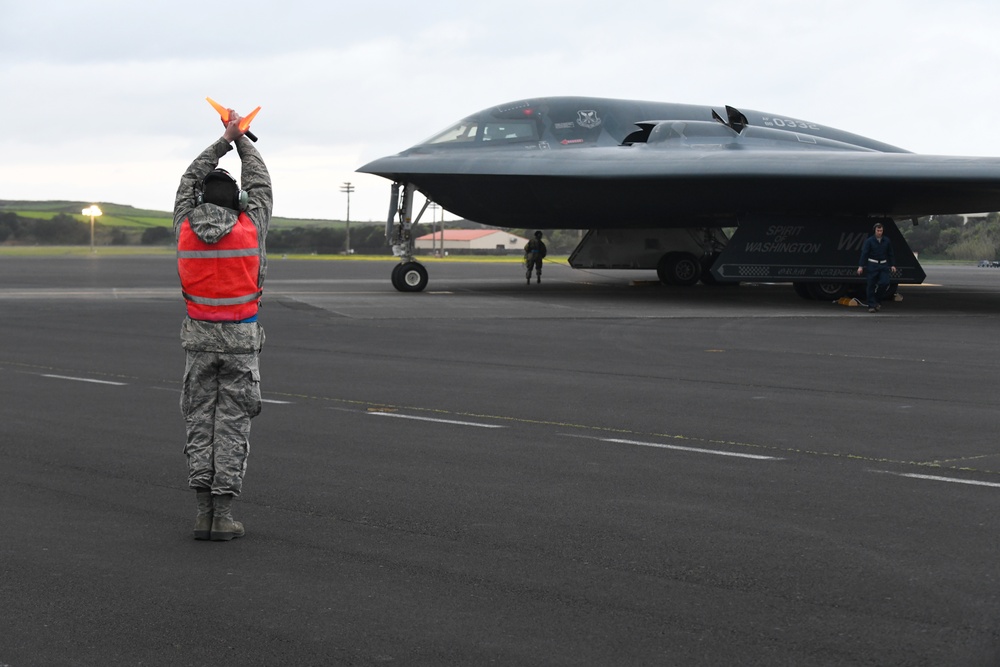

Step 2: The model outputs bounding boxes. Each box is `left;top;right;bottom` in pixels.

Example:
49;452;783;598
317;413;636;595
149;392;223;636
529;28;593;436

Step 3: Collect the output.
368;412;504;428
881;471;1000;489
603;437;782;460
42;374;127;386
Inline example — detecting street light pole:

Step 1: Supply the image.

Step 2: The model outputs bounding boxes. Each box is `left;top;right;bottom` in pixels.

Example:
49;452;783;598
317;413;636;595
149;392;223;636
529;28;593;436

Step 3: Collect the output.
82;205;102;253
340;182;355;254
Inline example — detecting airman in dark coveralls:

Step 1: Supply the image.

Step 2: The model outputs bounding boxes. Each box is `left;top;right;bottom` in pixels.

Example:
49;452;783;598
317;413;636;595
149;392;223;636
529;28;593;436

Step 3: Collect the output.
173;110;272;541
524;230;547;284
857;222;896;313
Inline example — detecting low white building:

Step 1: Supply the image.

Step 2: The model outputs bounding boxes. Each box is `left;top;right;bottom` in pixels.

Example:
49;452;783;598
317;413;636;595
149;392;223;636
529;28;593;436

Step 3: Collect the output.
415;229;529;253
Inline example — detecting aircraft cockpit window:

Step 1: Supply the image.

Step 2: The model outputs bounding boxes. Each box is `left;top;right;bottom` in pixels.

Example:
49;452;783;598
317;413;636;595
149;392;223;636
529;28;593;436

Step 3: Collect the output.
480;121;538;143
422;118;538;146
424;121;480;145
648;121;736;145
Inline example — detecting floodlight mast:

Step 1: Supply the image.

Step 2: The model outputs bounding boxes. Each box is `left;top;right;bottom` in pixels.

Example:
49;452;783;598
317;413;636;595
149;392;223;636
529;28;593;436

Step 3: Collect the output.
340;182;355;254
82;205;102;253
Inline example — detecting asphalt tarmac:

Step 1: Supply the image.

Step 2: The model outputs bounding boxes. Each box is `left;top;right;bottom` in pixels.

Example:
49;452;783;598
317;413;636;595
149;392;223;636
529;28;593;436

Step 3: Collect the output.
2;254;1000;666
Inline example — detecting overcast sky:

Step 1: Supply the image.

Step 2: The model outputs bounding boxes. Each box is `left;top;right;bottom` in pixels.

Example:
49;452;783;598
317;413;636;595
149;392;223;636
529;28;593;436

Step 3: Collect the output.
3;0;1000;222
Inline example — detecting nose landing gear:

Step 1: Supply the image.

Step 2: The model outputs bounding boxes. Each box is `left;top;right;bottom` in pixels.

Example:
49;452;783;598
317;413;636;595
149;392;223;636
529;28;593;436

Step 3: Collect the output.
385;182;430;293
391;261;429;292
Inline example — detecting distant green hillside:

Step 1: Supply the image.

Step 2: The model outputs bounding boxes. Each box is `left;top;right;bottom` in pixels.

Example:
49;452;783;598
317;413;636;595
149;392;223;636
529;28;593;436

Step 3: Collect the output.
0;200;352;230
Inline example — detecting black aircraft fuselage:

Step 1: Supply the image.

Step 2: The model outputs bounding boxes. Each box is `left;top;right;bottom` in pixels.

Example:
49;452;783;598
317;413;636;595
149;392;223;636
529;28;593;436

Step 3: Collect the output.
359;96;1000;229
358;96;1000;293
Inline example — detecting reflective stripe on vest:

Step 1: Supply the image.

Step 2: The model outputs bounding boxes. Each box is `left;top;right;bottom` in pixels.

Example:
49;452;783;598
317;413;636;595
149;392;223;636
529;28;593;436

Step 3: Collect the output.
181;290;262;306
178;248;259;259
178;212;262;321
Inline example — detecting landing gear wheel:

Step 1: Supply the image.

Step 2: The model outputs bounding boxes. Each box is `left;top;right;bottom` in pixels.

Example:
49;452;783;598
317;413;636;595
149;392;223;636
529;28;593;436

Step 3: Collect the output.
393;261;428;292
807;282;849;300
656;252;700;286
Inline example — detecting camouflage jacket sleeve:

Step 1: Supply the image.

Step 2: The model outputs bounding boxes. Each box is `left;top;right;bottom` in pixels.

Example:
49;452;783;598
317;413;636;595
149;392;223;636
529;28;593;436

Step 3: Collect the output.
173;138;233;237
236;136;273;238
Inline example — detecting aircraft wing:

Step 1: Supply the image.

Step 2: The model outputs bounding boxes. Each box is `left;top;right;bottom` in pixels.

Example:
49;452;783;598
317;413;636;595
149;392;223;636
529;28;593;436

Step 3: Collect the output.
360;148;1000;228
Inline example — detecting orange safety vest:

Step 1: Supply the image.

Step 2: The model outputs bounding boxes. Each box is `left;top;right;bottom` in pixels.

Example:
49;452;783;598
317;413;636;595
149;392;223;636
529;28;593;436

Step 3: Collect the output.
177;212;262;321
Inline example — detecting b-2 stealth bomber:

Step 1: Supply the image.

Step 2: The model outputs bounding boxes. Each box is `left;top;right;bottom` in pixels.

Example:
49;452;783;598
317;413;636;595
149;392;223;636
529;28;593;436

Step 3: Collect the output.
359;96;1000;296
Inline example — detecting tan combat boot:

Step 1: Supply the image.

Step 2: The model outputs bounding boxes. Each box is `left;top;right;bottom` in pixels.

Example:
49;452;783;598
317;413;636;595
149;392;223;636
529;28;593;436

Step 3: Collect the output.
193;489;213;541
210;494;245;541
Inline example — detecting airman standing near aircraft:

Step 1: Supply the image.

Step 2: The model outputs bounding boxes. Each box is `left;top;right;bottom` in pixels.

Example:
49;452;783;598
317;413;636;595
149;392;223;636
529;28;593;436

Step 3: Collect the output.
524;230;547;284
173;109;272;541
857;222;896;313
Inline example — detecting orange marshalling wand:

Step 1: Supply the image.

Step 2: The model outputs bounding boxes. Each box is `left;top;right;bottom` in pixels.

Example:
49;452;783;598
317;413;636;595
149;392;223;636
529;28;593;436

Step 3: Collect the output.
206;97;259;142
239;106;261;133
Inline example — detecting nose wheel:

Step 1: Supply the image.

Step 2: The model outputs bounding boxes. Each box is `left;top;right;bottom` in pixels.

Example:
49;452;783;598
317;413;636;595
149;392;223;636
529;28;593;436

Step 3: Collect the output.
385;182;433;292
391;261;428;292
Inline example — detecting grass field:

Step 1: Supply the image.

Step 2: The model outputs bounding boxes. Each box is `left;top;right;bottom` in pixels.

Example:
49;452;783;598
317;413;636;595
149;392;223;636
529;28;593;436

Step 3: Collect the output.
15;210;169;228
0;199;355;230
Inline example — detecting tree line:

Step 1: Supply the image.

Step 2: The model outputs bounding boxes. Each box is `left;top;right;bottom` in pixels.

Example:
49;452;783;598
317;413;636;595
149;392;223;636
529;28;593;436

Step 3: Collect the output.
0;212;393;254
0;212;164;246
895;213;1000;260
4;211;1000;260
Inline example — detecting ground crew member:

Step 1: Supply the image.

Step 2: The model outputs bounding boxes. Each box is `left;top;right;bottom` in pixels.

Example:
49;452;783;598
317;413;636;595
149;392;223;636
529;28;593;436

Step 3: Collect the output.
173;109;272;541
524;230;547;284
857;222;896;313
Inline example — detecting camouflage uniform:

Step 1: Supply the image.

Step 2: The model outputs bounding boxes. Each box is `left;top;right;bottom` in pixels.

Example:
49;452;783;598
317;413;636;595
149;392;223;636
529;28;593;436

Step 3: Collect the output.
524;237;547;282
173;136;272;497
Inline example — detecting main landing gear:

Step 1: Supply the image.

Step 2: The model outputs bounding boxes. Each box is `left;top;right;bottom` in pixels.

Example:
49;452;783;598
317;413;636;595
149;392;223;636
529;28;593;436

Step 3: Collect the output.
655;251;702;286
385;182;430;292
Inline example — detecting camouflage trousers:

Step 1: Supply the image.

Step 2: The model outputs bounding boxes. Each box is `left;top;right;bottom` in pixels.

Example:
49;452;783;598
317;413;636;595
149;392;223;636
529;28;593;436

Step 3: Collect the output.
180;350;262;496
